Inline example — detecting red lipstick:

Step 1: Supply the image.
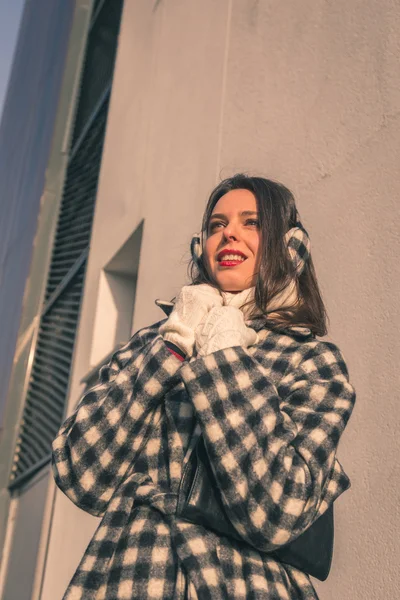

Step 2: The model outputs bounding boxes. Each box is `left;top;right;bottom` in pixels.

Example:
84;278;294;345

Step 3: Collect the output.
216;248;247;268
217;249;247;260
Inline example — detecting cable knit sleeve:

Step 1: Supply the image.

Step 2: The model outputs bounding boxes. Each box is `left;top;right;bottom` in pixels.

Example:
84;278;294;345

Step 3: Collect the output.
51;323;182;517
179;339;356;552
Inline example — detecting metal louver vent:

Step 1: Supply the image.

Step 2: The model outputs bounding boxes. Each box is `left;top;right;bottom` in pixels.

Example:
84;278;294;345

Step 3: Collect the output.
9;0;124;490
45;97;109;302
10;264;86;486
71;0;123;147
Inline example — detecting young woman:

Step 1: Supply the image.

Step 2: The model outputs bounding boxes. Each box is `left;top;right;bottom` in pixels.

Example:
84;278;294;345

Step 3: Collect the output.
52;174;356;599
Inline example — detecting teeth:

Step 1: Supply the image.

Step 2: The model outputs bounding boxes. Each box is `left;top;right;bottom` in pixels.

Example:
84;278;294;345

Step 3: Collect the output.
220;254;245;261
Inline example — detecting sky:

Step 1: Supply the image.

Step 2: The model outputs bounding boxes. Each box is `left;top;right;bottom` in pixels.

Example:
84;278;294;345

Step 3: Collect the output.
0;0;26;123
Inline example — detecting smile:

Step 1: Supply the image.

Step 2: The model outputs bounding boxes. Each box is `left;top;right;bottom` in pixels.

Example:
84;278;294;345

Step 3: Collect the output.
218;254;247;267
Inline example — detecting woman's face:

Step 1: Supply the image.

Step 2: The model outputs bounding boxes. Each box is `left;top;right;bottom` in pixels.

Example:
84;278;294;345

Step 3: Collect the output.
204;189;261;292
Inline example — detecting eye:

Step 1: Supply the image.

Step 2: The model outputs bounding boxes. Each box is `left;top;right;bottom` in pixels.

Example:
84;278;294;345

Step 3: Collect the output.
245;219;260;227
208;221;225;233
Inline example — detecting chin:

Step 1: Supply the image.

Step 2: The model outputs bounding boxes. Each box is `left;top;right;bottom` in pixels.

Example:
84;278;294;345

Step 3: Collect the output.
215;276;247;293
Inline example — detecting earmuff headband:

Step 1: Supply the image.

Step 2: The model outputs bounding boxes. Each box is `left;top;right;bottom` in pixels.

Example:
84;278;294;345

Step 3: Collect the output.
190;226;311;276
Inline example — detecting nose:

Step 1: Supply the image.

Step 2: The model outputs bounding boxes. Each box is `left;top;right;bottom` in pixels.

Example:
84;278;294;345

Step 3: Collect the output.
223;222;240;241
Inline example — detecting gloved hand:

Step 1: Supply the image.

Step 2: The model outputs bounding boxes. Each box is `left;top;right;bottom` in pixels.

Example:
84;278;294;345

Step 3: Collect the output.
195;305;259;357
159;284;223;357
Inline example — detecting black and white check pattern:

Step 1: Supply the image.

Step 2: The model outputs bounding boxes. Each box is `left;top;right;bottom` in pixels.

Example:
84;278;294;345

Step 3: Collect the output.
52;318;355;599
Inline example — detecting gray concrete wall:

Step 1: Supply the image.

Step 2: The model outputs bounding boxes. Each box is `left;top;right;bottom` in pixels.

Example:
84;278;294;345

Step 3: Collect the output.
0;0;74;583
0;2;96;598
42;1;400;599
0;0;74;424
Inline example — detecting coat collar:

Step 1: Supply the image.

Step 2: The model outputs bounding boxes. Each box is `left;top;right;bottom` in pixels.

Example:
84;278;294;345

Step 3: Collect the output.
154;299;313;339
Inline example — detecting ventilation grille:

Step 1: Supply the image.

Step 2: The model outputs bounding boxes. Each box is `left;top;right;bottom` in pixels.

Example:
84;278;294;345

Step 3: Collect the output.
10;264;85;485
71;0;123;147
45;97;109;302
9;0;124;490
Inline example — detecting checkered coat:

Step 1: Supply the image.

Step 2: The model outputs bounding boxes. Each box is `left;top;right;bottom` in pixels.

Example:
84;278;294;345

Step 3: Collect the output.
52;315;356;599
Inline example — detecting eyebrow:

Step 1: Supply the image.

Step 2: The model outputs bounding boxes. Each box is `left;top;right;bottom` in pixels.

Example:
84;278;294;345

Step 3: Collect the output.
209;210;259;219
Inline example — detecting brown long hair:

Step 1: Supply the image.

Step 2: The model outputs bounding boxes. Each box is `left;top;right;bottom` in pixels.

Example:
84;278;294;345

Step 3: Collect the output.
188;174;328;337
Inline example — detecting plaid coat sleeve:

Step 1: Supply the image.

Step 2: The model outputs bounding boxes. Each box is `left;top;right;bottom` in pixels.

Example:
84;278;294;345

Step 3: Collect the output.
180;339;356;552
51;322;181;517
